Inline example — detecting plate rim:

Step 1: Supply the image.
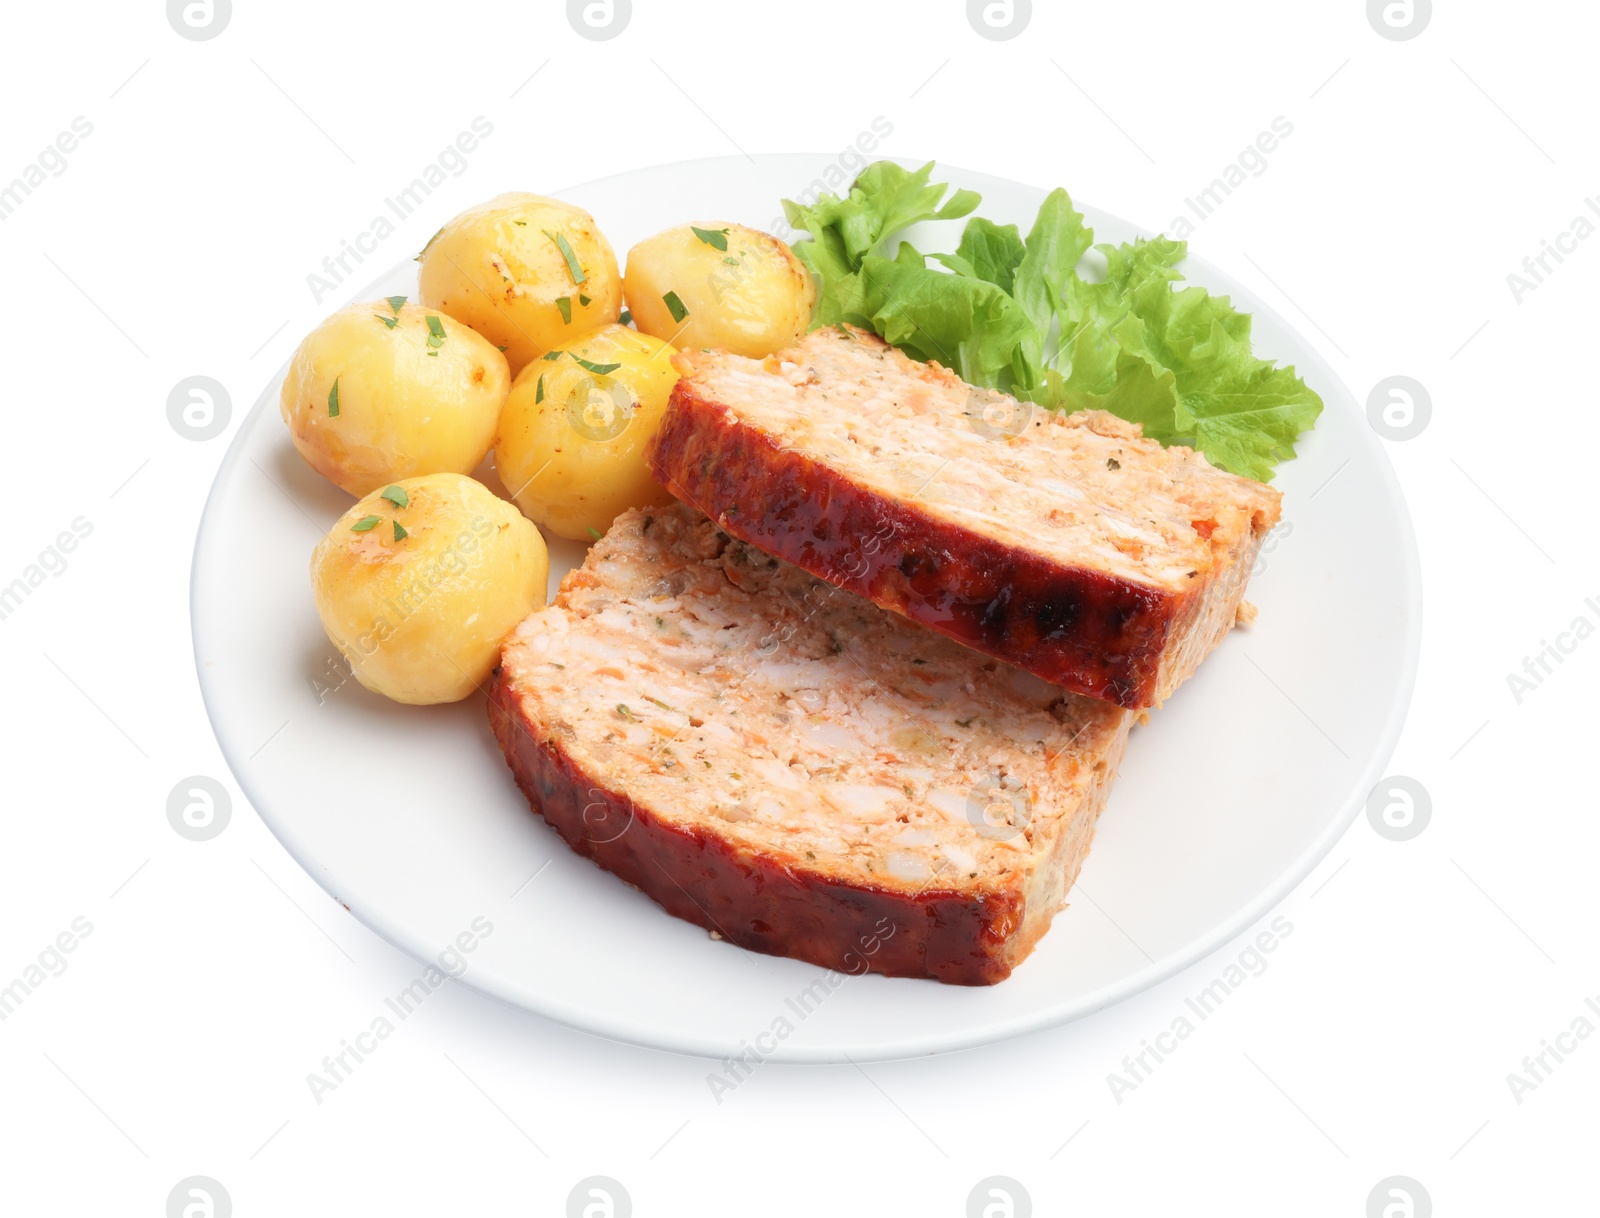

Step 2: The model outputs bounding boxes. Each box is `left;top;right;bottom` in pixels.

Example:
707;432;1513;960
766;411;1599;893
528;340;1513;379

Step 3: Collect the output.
190;152;1423;1062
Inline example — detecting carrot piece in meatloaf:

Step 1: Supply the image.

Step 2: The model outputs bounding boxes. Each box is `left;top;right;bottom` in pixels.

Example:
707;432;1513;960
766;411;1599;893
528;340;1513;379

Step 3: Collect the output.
488;504;1134;985
648;324;1281;710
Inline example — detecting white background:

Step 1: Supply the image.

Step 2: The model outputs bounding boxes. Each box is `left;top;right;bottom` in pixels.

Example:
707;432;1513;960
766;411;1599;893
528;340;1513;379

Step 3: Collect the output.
1;1;1594;1214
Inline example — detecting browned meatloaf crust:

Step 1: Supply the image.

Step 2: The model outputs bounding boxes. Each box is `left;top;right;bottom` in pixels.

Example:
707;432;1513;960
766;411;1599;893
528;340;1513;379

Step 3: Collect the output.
488;504;1134;985
648;325;1281;709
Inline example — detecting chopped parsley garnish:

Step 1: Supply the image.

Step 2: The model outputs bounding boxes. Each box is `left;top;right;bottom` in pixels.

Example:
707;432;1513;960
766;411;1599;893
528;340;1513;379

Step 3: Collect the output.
543;350;565;361
587;526;603;540
545;230;587;285
425;315;446;355
619;309;632;326
327;377;340;417
416;225;444;262
691;226;730;251
379;484;409;509
578;293;591;307
376;312;399;329
1106;457;1121;470
643;695;675;711
496;345;508;352
662;290;688;322
572;357;621;376
615;703;635;720
385;295;407;314
350;514;381;532
535;374;545;404
556;296;572;324
513;220;526;226
723;256;738;265
392;520;408;542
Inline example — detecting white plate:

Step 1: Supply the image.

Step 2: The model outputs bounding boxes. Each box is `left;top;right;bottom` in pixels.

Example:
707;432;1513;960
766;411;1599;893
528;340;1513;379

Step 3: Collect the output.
192;155;1420;1062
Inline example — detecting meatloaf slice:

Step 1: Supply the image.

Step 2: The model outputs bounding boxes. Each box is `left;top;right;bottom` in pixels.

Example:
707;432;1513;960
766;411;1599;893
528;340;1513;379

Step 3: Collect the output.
648;325;1281;709
488;504;1134;985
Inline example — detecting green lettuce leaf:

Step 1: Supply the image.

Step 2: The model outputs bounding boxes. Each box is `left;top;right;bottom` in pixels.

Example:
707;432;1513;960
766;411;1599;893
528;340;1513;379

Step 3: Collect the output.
850;249;1037;391
1049;237;1321;480
783;161;978;326
953;217;1026;293
1014;188;1094;340
784;161;1321;480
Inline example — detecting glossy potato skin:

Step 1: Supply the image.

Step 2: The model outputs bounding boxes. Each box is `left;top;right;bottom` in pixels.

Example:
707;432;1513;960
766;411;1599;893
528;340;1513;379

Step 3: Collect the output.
417;193;622;376
494;324;677;541
311;473;549;705
624;222;815;358
281;301;510;498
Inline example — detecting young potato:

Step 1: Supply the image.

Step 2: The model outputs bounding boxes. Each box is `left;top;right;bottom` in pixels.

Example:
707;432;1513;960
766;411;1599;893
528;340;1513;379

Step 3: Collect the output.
281;300;509;498
624;222;816;358
417;193;622;375
311;473;548;705
494;323;677;542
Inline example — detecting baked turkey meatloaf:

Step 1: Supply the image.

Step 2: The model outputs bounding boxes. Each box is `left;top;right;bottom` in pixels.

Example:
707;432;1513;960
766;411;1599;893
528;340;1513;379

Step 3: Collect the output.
649;325;1281;709
488;504;1134;985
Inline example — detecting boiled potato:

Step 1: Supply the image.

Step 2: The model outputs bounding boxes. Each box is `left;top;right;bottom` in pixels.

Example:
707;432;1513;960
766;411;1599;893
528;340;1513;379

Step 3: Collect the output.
494;323;677;542
417;193;622;375
281;300;509;497
624;222;815;358
311;472;548;705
